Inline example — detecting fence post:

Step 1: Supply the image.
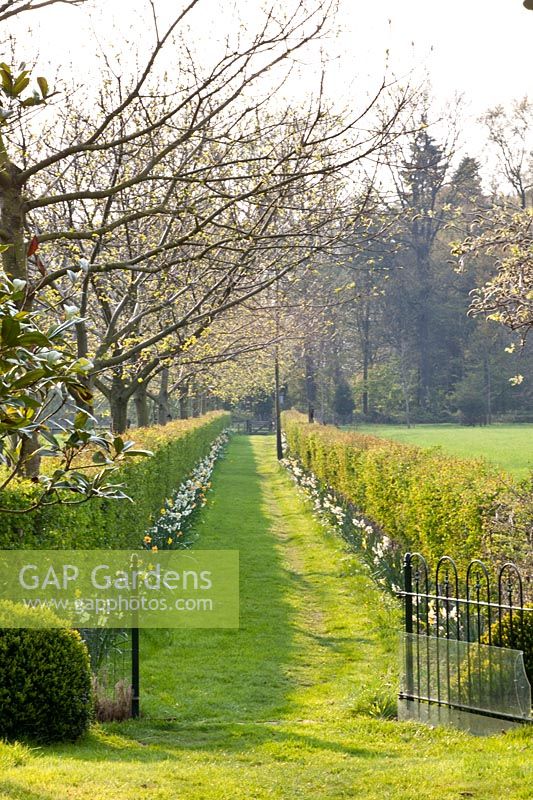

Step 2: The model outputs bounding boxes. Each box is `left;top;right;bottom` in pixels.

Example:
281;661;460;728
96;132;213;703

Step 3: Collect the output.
404;552;413;634
130;553;140;719
404;552;414;697
131;626;140;718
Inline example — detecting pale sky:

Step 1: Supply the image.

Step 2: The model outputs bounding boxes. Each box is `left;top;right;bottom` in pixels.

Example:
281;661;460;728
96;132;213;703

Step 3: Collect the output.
7;0;533;164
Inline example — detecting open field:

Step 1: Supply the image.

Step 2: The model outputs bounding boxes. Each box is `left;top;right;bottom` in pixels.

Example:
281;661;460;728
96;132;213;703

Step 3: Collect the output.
349;424;533;478
0;436;531;800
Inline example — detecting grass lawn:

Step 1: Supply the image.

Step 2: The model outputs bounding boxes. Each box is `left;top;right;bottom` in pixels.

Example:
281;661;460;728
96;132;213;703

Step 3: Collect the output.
0;435;531;799
349;423;533;478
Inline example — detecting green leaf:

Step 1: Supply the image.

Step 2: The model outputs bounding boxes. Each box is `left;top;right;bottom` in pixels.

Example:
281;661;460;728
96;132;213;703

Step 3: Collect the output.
1;317;20;346
113;436;124;454
9;394;40;410
36;76;49;98
38;449;60;458
0;67;13;95
12;72;30;96
69;384;93;406
11;368;46;389
47;318;80;338
21;96;41;108
18;332;51;348
74;410;89;429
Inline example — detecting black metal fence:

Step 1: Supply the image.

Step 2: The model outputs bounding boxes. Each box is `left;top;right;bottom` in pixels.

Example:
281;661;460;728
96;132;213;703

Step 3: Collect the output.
79;627;139;720
399;553;532;728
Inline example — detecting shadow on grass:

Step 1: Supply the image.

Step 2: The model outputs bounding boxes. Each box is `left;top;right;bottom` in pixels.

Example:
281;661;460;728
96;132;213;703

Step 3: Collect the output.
14;437;387;770
0;782;58;800
42;718;384;765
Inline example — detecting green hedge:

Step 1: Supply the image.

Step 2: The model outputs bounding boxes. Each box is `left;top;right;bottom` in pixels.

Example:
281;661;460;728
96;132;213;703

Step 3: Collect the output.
0;412;230;550
0;602;93;742
283;411;513;564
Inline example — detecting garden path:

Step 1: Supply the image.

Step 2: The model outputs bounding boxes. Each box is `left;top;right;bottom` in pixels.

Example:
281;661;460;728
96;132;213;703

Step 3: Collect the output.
0;435;531;800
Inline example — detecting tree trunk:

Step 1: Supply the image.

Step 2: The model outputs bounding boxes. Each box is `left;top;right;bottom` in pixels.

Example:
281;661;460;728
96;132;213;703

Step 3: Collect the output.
0;159;27;281
157;367;172;425
134;381;150;428
21;431;41;478
179;383;189;419
109;377;130;433
274;353;283;459
361;303;371;416
0;158;41;474
191;395;200;418
402;386;411;429
304;348;316;423
484;354;492;425
362;352;369;417
415;245;432;410
110;397;129;433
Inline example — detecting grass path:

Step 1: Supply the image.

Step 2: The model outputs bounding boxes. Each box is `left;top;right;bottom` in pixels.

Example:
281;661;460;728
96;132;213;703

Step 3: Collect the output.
0;435;531;799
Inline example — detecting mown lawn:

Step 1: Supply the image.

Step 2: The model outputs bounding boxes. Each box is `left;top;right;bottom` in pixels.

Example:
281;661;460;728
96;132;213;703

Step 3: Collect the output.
349;423;533;478
0;436;531;800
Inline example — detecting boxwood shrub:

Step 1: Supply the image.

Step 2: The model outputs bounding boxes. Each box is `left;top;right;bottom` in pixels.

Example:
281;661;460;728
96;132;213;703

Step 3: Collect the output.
0;603;93;742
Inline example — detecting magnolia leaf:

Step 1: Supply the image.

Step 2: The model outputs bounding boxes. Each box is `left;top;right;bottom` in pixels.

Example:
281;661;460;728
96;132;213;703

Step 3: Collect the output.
36;76;49;98
74;410;89;429
21;96;41;108
12;73;30;95
1;317;20;346
11;368;47;389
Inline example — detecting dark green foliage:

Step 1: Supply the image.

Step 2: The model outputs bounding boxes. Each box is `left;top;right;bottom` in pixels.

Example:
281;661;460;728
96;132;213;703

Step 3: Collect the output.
453;372;487;425
0;624;92;742
333;380;354;423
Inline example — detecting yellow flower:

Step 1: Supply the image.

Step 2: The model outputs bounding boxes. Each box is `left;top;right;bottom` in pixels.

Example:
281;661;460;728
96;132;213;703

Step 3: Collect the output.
151;545;158;552
167;537;173;545
160;508;165;514
144;535;152;543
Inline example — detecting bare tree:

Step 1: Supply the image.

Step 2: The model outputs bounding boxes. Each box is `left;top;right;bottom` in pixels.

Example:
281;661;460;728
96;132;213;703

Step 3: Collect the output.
0;0;414;430
0;0;85;23
480;98;533;209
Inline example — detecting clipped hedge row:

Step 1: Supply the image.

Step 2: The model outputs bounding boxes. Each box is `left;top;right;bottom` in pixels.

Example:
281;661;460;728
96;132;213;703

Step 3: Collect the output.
0;412;230;550
283;411;512;563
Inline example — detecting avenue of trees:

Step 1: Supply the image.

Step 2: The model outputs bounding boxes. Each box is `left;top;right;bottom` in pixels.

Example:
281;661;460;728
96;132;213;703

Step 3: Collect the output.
1;0;532;492
0;0;418;437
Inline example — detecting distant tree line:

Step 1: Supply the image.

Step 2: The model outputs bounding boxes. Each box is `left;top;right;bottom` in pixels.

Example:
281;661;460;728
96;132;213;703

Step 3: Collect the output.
286;99;533;426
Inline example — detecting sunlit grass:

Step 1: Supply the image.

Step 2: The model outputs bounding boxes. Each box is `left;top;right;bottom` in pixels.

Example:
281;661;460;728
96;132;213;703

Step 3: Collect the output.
0;436;531;800
349;423;533;478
